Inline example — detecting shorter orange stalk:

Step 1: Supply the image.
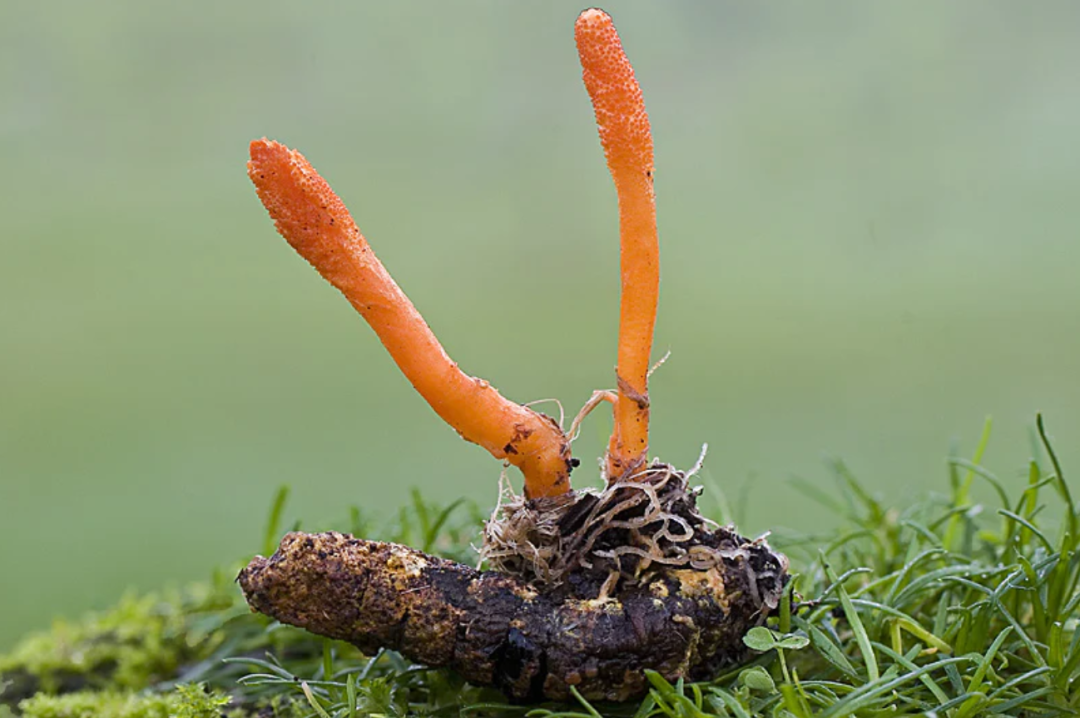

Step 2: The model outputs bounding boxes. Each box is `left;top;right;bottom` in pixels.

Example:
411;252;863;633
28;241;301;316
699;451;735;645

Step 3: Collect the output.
248;139;573;498
575;9;659;481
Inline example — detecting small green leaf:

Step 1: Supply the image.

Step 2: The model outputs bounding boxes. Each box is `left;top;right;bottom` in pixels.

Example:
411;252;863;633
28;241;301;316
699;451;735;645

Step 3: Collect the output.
775;634;810;651
739;666;776;693
743;626;778;652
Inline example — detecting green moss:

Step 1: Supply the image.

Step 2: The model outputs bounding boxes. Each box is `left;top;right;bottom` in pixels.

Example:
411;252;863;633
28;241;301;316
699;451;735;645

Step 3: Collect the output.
16;684;232;718
171;683;234;718
0;591;196;696
0;574;247;705
17;690;174;718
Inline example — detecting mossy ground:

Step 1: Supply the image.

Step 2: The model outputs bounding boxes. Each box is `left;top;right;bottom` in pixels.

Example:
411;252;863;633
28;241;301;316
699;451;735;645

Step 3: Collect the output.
3;417;1079;717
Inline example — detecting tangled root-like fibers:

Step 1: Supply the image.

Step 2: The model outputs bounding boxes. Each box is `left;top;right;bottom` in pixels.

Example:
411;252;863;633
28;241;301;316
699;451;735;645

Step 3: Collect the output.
482;460;787;610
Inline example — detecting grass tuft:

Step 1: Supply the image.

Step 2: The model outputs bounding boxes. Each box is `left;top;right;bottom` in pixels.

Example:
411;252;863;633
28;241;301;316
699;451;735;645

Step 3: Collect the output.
2;418;1079;716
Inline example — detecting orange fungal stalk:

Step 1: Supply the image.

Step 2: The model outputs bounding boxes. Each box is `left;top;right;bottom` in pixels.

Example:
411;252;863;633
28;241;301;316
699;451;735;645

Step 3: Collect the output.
248;139;573;499
239;14;794;702
575;9;659;481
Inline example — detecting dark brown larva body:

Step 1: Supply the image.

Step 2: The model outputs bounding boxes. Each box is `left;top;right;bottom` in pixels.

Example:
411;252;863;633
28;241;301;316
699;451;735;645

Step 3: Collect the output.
239;527;786;702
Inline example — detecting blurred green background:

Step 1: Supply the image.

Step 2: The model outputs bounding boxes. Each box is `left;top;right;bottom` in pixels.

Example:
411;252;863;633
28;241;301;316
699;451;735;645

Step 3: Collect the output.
3;1;1079;648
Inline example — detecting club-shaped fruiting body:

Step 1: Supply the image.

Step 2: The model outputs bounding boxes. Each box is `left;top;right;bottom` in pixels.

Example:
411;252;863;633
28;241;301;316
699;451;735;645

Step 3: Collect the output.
247;9;660;497
240;9;787;703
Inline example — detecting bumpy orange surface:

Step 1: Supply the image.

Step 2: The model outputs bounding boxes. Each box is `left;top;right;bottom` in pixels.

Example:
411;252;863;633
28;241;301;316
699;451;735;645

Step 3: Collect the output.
248;139;572;498
575;9;659;480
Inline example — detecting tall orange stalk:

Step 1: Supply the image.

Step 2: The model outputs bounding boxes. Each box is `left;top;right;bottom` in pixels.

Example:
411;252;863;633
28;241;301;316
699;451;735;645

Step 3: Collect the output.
248;139;573;498
575;9;658;480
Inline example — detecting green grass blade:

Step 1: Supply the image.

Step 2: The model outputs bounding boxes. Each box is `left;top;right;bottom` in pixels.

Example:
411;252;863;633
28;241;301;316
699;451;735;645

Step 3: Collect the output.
821;555;879;682
943;416;993;550
817;656;973;718
262;485;291;557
